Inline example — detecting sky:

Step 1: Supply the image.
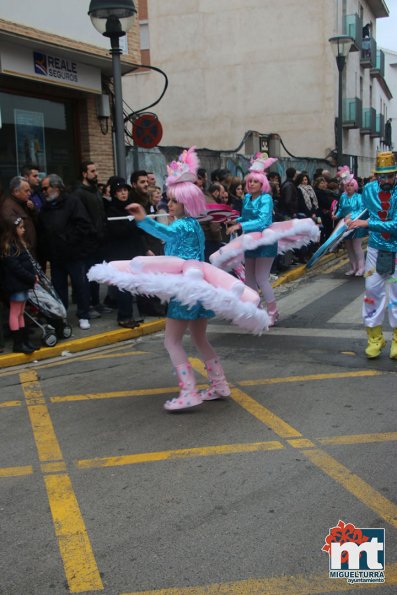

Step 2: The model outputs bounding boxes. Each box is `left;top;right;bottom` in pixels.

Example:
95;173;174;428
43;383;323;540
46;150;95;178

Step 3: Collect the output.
376;0;397;51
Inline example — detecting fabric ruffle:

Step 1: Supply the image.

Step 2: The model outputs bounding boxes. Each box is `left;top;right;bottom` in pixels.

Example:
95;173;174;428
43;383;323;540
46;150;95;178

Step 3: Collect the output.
88;259;269;334
210;218;320;271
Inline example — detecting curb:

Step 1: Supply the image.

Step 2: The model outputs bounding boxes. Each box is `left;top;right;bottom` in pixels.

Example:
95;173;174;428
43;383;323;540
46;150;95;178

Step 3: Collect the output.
0;319;166;369
0;249;348;368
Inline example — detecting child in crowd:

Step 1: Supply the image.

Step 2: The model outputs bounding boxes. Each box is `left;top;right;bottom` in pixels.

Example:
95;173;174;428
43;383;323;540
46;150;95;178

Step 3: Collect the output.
226;154;279;325
127;147;231;411
0;217;38;354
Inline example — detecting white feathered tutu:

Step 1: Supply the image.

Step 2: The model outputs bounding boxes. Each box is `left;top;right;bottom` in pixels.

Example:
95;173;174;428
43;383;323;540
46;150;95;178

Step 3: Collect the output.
210;218;320;271
88;256;269;334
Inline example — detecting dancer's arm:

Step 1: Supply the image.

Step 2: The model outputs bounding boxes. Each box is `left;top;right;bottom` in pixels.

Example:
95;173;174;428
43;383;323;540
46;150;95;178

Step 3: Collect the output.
126;203;177;241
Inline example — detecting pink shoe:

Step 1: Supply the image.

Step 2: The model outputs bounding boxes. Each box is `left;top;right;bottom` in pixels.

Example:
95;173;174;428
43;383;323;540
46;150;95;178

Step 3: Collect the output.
164;393;203;411
345;269;356;276
355;269;364;277
201;357;231;401
164;362;202;411
267;301;279;327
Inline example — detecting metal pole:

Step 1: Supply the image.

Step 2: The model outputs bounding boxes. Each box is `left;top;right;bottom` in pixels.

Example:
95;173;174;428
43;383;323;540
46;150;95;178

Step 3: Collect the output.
336;55;345;167
110;36;126;178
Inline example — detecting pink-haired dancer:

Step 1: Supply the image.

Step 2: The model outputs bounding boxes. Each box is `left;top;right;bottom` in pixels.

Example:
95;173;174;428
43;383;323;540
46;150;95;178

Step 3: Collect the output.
227;155;279;325
334;167;367;276
126;148;231;411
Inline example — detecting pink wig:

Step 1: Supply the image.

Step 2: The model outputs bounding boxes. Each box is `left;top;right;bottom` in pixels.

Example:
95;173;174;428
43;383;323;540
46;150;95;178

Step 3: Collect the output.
344;178;358;192
167;181;206;218
244;171;271;194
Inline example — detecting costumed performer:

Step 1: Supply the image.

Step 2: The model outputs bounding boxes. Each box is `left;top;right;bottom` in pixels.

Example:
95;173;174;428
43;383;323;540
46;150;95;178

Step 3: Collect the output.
333;166;367;277
126;147;232;411
347;151;397;359
226;154;279;325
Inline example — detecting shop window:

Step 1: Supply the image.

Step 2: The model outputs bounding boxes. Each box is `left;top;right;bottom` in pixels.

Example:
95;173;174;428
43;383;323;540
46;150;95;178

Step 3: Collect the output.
0;92;78;191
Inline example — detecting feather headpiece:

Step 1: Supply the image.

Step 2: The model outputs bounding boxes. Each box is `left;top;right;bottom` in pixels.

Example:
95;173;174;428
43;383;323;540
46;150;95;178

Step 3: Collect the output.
249;153;278;174
166;146;199;186
337;165;354;185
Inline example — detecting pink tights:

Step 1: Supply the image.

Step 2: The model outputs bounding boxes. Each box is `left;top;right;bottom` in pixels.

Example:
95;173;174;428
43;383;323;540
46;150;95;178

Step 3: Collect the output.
9;301;26;331
244;257;276;303
164;317;216;367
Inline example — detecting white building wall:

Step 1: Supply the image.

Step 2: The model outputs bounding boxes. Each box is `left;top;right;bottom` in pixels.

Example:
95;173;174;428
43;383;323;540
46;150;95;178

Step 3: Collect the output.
124;0;392;175
383;49;397;150
2;0;109;49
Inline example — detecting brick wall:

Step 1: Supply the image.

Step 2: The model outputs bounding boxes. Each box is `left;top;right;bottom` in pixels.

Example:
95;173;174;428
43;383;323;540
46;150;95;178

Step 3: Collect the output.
79;96;115;184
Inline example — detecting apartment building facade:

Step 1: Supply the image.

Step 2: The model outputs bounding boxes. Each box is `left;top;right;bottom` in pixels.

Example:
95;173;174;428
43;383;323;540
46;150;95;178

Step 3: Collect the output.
126;0;393;176
0;0;141;189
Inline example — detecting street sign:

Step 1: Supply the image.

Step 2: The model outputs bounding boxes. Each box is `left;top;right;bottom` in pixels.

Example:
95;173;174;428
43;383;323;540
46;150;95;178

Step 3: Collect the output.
132;113;163;148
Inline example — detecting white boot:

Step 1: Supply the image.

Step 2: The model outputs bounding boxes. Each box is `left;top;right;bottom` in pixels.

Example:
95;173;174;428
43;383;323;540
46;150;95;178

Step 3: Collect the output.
267;301;279;327
201;357;231;401
164;362;202;411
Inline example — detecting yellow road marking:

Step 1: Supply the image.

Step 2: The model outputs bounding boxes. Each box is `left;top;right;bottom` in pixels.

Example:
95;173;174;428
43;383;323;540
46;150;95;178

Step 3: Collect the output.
0;465;33;477
122;562;397;594
44;474;103;592
319;432;397;445
231;388;302;438
50;384;209;403
76;441;284;470
0;400;22;408
303;448;397;529
19;370;103;592
41;461;67;474
239;370;383;386
288;438;315;448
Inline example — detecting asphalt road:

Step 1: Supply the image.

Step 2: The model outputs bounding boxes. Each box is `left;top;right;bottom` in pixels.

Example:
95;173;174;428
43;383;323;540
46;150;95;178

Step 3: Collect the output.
0;259;396;595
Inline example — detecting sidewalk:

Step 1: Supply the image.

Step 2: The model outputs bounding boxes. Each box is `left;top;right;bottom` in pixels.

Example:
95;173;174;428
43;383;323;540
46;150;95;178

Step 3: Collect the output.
0;250;346;368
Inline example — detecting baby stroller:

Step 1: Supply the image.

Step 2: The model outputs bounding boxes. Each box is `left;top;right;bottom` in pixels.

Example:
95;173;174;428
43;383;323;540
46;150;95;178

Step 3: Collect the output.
25;261;73;347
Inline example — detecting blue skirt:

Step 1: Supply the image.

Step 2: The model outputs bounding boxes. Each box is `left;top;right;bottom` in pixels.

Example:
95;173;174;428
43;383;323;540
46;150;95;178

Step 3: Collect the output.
167;298;214;320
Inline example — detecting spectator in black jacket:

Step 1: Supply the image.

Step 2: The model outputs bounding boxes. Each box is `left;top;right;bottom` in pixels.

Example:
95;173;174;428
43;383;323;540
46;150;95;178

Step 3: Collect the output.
279;167;298;218
104;178;147;328
38;174;95;330
72;161;108;316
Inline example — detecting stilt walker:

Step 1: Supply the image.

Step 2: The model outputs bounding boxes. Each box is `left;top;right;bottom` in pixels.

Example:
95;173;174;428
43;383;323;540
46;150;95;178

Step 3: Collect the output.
347;152;397;359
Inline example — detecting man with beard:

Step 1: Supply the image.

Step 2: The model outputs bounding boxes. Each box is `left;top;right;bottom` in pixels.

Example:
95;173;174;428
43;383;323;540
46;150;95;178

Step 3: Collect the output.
73;161;108;317
347;152;397;359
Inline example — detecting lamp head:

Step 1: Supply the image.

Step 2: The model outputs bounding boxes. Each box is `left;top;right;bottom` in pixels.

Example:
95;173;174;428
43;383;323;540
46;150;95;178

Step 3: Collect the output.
88;0;136;38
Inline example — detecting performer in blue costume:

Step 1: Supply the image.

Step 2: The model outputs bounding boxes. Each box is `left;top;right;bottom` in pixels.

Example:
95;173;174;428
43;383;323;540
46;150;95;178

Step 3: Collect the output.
333;166;367;276
347;151;397;359
127;147;231;411
227;154;279;325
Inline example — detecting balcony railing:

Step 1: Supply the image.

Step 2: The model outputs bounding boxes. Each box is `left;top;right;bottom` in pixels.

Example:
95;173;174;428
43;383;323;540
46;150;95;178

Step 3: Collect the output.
360;107;376;135
343;14;362;51
343;97;362;129
370;113;385;139
361;36;377;68
370;49;385;78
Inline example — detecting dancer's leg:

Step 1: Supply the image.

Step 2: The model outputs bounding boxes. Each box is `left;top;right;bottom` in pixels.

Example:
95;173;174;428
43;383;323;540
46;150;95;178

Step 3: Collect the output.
163;317;201;411
254;257;276;303
344;240;356;275
190;318;231;400
244;258;257;292
163;317;189;367
352;238;365;276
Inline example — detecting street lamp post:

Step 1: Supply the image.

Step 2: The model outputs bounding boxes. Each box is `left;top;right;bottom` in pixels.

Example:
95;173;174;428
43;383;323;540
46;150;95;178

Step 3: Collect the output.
329;35;354;167
88;0;137;179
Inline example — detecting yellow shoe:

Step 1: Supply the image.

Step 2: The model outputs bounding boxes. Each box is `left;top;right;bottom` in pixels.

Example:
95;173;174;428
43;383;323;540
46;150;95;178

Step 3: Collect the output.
365;326;386;358
390;329;397;360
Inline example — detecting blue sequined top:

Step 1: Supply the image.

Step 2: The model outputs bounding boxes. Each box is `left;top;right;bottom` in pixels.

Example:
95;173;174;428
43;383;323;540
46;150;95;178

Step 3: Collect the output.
362;181;397;252
237;193;278;258
137;216;205;260
335;192;368;239
137;216;211;320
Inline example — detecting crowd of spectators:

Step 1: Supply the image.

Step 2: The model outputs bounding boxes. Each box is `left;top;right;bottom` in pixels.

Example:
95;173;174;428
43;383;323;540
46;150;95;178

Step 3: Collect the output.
0;159;373;352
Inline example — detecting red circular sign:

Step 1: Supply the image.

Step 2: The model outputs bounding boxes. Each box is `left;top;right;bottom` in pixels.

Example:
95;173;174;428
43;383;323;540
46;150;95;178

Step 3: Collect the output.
132;114;163;148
